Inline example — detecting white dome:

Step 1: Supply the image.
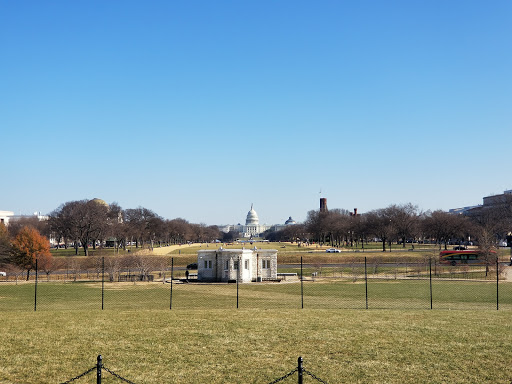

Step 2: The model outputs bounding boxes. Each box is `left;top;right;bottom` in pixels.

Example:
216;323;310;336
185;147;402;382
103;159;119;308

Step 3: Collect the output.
285;216;296;225
245;204;259;225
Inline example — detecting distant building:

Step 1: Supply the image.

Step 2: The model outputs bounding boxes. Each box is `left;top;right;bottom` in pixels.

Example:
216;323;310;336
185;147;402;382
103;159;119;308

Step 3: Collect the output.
197;247;278;283
449;206;480;215
320;198;328;212
462;189;512;216
219;204;296;238
0;211;14;226
459;190;512;246
483;189;512;206
0;211;48;226
284;216;296;225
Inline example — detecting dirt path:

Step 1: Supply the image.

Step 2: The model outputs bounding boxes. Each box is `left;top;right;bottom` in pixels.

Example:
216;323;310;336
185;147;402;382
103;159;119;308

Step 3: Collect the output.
149;243;203;256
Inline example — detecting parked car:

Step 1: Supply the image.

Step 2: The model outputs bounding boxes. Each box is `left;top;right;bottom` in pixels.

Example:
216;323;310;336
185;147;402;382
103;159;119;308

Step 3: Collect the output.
186;263;198;270
0;272;6;277
453;246;467;250
325;248;341;253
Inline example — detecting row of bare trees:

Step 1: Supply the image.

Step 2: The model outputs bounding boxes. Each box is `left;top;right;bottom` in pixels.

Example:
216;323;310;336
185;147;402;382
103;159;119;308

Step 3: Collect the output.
4;198;512;260
266;202;512;252
45;200;221;256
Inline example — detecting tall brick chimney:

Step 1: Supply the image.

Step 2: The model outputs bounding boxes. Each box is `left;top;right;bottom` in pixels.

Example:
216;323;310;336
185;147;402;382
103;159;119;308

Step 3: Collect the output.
320;198;328;212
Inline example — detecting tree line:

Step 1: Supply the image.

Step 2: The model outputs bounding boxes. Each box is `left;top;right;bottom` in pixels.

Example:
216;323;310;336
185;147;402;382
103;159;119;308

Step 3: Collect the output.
0;221;171;282
42;199;223;256
0;199;222;279
265;202;512;253
1;198;511;280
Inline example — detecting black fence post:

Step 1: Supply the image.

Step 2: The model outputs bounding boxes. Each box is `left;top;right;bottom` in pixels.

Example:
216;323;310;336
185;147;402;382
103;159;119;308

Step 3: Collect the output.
170;257;174;310
364;257;368;309
297;356;303;384
301;256;304;309
496;257;499;311
34;259;38;312
97;355;102;384
236;257;240;309
101;257;105;310
429;258;433;310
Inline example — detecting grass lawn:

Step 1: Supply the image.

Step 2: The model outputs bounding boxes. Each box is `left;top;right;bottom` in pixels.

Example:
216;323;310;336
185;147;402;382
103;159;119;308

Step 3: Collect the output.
165;242;511;265
0;308;510;383
1;278;511;312
1;277;511;383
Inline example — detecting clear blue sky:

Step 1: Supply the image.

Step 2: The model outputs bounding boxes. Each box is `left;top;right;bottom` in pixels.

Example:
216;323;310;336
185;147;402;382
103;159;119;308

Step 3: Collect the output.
1;1;511;225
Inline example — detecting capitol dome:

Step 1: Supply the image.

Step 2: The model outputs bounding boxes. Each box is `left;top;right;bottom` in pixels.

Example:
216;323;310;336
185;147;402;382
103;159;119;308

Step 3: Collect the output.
285;216;296;225
90;198;109;208
245;204;259;226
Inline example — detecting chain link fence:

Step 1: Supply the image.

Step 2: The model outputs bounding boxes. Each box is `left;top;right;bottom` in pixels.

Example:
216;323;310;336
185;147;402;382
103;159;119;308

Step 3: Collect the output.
0;256;511;312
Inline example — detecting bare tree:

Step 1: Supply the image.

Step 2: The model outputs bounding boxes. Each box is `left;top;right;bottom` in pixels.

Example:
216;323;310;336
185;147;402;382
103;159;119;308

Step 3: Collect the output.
468;203;511;277
125;207;161;249
134;255;155;281
167;218;192;244
365;208;395;252
7;216;48;239
69;259;81;282
106;203;127;252
104;256;122;282
39;253;55;281
49;200;109;256
421;210;471;249
305;210;331;245
387;203;420;247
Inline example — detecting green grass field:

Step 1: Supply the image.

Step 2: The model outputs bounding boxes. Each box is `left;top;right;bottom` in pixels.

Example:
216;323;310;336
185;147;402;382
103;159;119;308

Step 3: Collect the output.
0;308;511;383
2;278;511;312
6;244;506;382
1;265;512;383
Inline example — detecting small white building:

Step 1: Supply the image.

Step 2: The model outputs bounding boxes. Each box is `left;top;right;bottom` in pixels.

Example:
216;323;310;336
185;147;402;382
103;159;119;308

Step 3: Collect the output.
0;211;14;226
197;247;278;283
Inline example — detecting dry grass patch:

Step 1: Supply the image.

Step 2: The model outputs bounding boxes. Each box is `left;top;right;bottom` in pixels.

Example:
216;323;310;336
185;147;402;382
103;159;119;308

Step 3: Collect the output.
0;309;511;383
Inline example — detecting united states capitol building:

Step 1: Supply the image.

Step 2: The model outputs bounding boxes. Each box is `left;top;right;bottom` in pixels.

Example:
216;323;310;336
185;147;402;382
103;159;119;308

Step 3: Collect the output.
219;204;296;238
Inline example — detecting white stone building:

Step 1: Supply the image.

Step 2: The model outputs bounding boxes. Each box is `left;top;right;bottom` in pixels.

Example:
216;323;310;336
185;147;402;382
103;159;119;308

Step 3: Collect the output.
0;211;14;226
197;247;278;283
219;205;296;238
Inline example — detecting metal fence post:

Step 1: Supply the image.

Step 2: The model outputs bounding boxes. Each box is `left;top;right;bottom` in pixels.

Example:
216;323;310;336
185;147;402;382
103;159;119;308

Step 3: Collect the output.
170;257;174;310
429;258;433;310
365;257;368;309
101;257;105;310
297;356;303;384
237;257;240;309
301;256;304;309
34;259;38;312
496;257;499;311
97;355;102;384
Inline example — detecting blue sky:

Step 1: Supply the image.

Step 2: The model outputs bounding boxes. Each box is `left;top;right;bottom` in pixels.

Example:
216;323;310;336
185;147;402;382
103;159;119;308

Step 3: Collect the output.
1;1;511;225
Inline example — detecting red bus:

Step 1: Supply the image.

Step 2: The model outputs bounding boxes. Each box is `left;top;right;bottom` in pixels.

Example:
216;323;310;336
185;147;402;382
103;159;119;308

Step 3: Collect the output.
439;250;496;266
